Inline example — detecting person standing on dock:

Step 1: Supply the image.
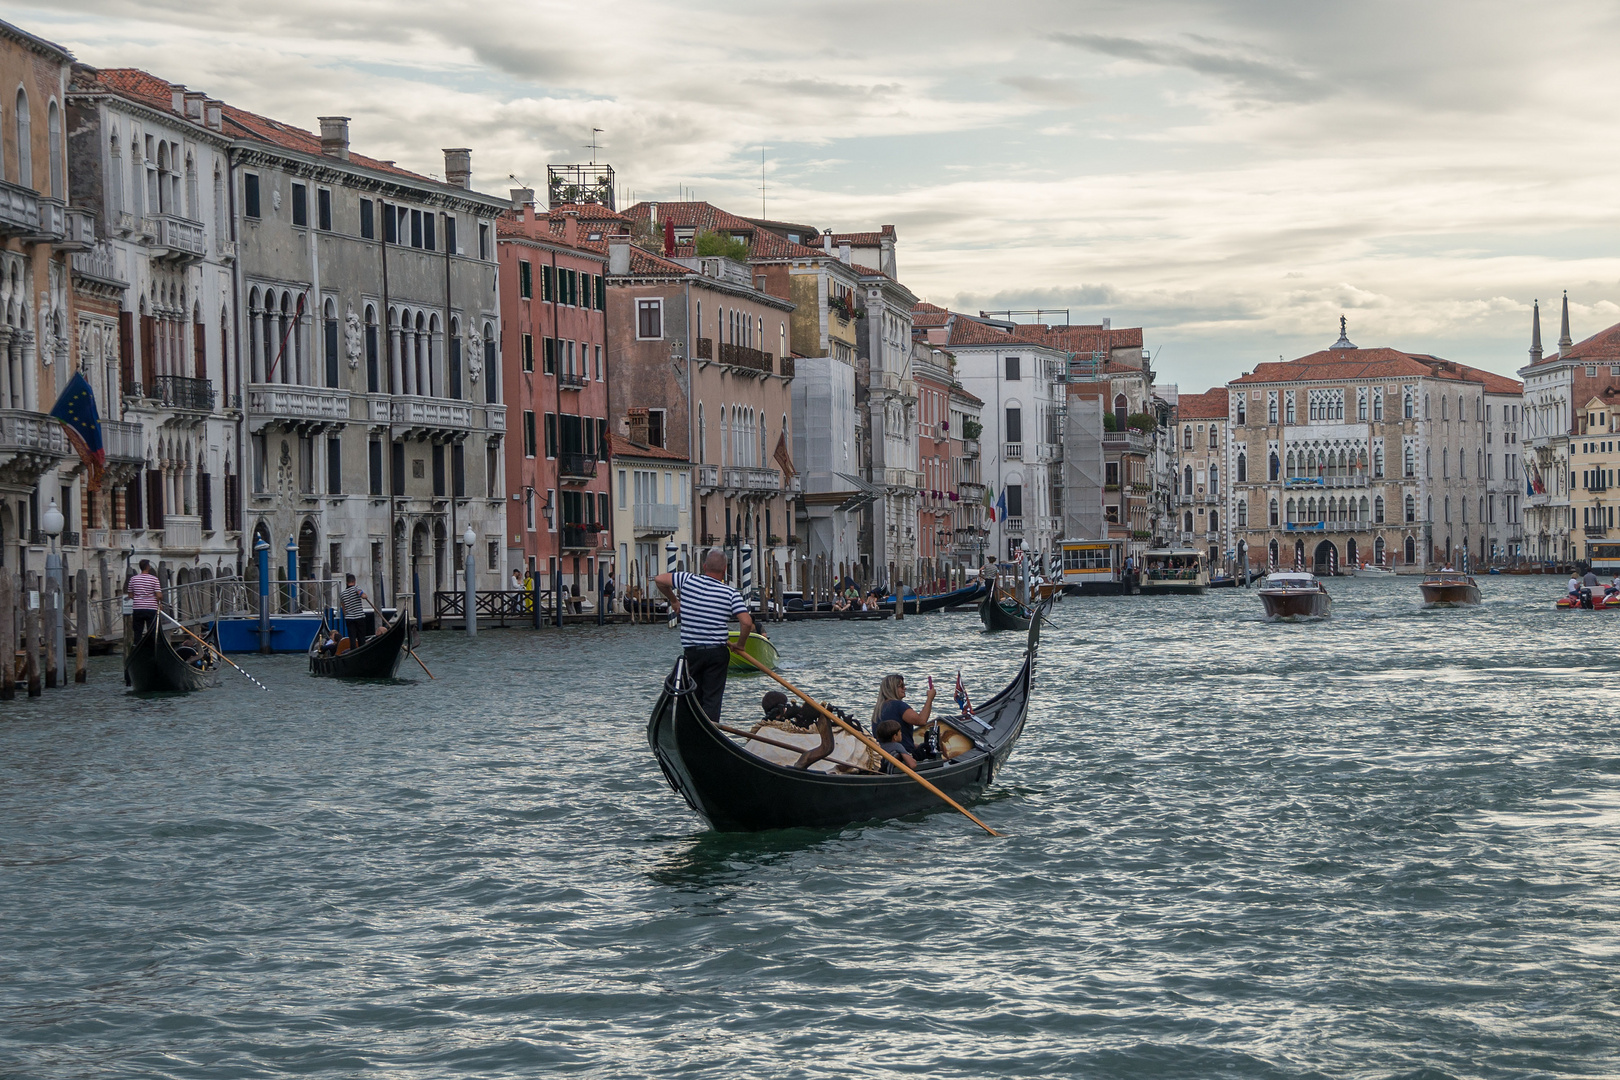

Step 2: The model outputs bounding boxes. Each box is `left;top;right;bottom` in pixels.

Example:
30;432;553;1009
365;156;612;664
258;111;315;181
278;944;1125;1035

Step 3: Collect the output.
656;550;754;723
126;560;162;643
340;574;370;643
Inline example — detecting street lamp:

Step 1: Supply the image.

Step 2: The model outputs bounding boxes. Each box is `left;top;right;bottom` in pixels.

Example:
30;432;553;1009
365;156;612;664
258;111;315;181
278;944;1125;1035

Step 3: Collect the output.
42;499;64;687
463;524;477;638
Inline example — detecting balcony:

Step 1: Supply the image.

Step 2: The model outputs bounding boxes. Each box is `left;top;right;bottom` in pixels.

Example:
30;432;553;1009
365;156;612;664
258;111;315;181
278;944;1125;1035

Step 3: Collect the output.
0;179;40;237
1003;516;1024;535
1004;442;1023;461
60;207;96;252
71;241;126;288
718;342;774;374
780;355;795;378
695;463;720;491
558;452;598;482
962;438;980;458
161;514;202;552
959;481;986;499
1284;472;1369;489
723;465;782;492
557;371;587;390
145;214;208;262
1103;430;1151;454
561;524;609;551
634;502;681;536
86;528;133;552
1585;524;1608;538
1028;442;1061;464
0;408;69;485
102;418;144;466
33;198;67;243
392;395;475;440
146;375;216;415
881;467;921;490
247;383;350;432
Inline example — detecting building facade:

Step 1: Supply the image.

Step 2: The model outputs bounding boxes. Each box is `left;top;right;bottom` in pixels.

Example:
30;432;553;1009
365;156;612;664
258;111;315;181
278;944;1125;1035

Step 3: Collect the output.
1229;324;1520;574
1173;387;1230;568
499;197;611;603
608;432;691;592
911;343;983;571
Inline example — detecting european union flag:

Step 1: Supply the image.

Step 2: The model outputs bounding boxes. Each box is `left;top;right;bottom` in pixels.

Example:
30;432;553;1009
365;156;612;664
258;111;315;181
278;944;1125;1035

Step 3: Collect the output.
50;370;105;489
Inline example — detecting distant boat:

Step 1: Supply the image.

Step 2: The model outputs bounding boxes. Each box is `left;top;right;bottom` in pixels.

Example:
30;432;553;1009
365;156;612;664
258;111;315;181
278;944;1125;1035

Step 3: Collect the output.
1419;569;1481;606
1352;564;1397;579
125;623;221;693
727;628;780;675
308;609;409;679
1258;571;1332;619
980;589;1034;632
878;581;988;614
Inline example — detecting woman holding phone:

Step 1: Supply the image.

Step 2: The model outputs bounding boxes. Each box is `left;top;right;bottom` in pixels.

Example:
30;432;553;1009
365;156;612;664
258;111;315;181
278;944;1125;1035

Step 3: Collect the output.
871;673;939;760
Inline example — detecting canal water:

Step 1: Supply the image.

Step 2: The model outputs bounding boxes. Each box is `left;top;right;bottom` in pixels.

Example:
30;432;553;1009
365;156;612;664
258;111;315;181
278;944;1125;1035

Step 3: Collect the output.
2;575;1617;1079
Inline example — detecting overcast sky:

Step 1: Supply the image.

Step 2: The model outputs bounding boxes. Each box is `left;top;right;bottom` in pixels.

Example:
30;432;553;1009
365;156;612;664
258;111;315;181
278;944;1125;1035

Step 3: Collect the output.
24;0;1620;391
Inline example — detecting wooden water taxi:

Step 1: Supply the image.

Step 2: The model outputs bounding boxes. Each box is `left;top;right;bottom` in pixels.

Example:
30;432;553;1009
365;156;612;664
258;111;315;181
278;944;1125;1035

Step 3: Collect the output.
1418;569;1481;606
1258;571;1331;619
1139;548;1208;596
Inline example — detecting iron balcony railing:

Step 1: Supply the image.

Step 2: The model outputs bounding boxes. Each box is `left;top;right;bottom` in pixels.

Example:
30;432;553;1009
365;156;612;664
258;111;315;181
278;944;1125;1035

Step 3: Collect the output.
558;453;598;481
718;342;774;374
151;375;216;412
560;524;609;550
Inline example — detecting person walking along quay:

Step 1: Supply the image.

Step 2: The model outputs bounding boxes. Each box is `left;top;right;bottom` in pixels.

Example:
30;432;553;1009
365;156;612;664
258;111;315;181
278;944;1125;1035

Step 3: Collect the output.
655;550;753;723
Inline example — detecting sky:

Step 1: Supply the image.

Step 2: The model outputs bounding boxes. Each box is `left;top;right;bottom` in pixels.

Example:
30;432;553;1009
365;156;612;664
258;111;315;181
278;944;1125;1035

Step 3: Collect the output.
22;0;1620;392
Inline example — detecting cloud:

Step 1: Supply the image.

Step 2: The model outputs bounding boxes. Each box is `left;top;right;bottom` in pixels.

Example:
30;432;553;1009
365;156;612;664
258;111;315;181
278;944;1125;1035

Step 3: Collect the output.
1052;31;1324;103
999;75;1089;106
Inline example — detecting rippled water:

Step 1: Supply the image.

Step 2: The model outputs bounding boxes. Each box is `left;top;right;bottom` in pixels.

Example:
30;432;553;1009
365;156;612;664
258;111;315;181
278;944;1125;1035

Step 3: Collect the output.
3;575;1618;1079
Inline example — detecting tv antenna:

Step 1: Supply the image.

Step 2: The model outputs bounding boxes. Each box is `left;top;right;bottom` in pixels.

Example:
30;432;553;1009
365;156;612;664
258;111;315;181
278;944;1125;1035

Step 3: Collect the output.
760;145;766;218
585;128;603;164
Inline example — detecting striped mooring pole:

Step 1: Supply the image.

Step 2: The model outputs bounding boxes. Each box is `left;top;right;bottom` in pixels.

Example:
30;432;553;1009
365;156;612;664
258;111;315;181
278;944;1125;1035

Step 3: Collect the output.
741;545;754;603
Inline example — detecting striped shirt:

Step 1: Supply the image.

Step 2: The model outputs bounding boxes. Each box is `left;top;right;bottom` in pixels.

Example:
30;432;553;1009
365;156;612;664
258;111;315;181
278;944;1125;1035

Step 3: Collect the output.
127;572;161;610
672;571;746;647
341;585;367;619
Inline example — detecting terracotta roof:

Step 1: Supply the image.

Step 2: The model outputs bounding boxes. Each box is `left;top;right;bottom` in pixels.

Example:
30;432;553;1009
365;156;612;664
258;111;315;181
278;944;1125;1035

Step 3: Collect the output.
1176;387;1229;420
84;67;443;187
1442;360;1522;395
1545;321;1620;366
912;301;947;313
1231;347;1521;390
607;434;689;463
550;202;630;222
827;226;895;246
621;201;830;261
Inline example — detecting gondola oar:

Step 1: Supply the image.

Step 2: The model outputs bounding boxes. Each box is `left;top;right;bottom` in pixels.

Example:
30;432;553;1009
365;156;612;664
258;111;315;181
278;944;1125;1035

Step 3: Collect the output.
366;595;433;679
730;648;1001;837
159;610;269;692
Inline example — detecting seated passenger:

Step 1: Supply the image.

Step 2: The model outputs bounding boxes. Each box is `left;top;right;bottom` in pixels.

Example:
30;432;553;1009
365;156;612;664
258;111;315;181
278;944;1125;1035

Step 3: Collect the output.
871;672;938;760
873;719;917;773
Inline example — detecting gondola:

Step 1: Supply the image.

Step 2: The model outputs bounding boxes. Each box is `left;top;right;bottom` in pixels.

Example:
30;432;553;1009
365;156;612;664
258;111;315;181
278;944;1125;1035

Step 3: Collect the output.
979;588;1034;632
647;610;1041;831
308;608;408;679
726;627;780;675
125;621;220;693
878;581;989;614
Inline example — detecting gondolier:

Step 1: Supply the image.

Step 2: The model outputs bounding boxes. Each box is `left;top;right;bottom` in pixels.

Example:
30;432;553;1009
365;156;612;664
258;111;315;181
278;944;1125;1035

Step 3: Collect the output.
655;550;754;723
126;560;162;642
340;574;370;642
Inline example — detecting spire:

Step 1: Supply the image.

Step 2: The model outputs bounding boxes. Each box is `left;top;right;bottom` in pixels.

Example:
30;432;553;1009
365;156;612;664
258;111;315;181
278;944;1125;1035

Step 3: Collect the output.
1559;290;1572;355
1330;313;1356;350
1529;299;1543;364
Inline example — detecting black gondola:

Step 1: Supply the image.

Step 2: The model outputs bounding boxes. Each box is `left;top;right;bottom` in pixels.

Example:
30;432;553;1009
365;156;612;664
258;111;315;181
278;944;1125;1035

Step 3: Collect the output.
647;612;1041;831
979;589;1034;632
878;581;989;614
308;608;408;679
125;622;220;693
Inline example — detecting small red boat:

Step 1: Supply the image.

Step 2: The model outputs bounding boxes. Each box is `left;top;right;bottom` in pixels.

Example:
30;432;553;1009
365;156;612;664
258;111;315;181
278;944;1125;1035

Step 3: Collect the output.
1555;592;1620;610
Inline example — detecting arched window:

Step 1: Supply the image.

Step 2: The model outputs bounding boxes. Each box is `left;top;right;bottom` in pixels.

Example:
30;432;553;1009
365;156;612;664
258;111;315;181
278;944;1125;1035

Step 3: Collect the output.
1183;464;1194;496
1268;395;1278;424
1403;390;1414;419
1285;395;1296;424
1444;495;1451;523
1373;446;1383;477
1269;499;1278;526
1403;445;1415;478
108;131;122;212
1184;510;1193;532
1237;501;1247;527
1286;498;1296;523
1269;452;1280;481
1405;535;1416;564
1236;452;1247;482
323;299;340;388
364;305;378;393
1269;538;1279;565
1209;464;1218;496
1209;426;1217;449
184;152;198;219
1405;494;1416;523
1236;398;1246;424
15;90;30;184
483;321;497;404
1209;509;1218;533
1183;425;1192;449
1114;394;1127;429
1375;535;1386;565
1286;450;1296;476
156;141;170;213
47;100;63;199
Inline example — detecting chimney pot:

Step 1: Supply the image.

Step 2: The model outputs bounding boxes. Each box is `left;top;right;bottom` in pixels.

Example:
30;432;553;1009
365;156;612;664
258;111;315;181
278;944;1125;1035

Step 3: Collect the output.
823;233;833;255
183;91;205;120
442;148;471;189
318;116;351;161
563;209;580;246
838;241;851;265
204;100;224;131
1102;317;1110;331
509;187;535;212
609;240;630;276
169;84;186;114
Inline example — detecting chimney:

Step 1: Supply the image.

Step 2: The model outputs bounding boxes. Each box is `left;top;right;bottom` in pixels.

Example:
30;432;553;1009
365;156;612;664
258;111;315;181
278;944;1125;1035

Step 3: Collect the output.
509;187;535;212
169;83;186;114
1101;317;1110;331
822;232;832;255
183;91;205;121
838;240;850;265
879;232;896;278
649;202;658;227
663;218;675;256
562;209;580;247
318;116;350;161
204;100;223;131
609;240;630;276
442;148;471;189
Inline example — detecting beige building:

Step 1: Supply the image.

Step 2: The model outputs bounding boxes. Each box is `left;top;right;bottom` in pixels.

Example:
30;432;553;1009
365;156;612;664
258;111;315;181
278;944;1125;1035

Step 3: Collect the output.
1229;322;1521;574
1569;395;1620;570
1173;387;1230;568
608;432;692;593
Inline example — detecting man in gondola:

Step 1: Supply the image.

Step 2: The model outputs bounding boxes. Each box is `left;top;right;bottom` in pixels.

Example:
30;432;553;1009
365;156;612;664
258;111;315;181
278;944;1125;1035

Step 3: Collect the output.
340;574;372;644
126;560;162;643
655;550;754;723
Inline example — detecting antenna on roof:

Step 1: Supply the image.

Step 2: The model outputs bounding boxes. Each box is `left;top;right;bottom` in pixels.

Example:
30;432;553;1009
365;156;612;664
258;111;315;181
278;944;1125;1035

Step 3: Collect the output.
761;144;767;218
585;127;603;165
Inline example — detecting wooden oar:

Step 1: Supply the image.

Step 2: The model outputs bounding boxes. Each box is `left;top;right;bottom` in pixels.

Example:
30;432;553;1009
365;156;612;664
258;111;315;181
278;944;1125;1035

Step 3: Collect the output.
729;648;1001;837
366;595;433;679
159;610;269;692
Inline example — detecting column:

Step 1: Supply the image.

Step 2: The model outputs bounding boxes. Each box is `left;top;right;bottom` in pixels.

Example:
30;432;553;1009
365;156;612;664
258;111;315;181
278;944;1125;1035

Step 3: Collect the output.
389;320;403;395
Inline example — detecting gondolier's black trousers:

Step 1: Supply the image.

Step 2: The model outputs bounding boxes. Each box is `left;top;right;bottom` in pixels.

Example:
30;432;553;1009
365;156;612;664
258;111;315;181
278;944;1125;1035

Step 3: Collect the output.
684;644;731;723
132;609;157;641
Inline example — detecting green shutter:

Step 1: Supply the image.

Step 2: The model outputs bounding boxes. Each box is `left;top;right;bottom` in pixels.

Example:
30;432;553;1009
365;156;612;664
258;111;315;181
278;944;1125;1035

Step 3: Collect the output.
594;275;605;310
543;265;554;302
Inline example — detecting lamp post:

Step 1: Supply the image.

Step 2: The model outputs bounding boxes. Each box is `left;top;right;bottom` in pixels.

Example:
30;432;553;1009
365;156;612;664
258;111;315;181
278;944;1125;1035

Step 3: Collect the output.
463;524;477;638
41;498;64;687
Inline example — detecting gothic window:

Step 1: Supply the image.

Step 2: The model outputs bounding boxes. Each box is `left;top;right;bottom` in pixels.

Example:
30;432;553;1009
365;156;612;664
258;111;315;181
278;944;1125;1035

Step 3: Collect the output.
1269;452;1280;481
15;90;29;184
47;100;64;199
1405;494;1416;522
1373;391;1384;421
1184;426;1192;450
1269;499;1279;526
1237;501;1247;527
1236;452;1246;482
1286;394;1296;424
1268;393;1278;424
1237;398;1246;424
1209;465;1218;496
1209;426;1217;449
1183;465;1193;496
1374;495;1385;524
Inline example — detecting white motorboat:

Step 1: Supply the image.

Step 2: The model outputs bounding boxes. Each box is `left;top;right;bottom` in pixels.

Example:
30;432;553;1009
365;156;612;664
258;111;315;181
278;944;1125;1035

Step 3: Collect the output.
1351;564;1397;579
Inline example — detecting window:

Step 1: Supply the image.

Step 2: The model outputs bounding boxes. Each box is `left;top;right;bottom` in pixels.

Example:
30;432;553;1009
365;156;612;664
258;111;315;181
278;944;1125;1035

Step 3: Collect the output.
1005;407;1022;443
323;299;340;387
317;188;332;231
1115;394;1128;429
444;214;456;254
543;337;555;375
364;306;379;393
1005;485;1023;518
1269;452;1280;481
1285;394;1296;424
1183;465;1194;495
522;334;534;372
369;439;383;495
244;173;260;218
523;411;536;457
408;208;422;247
542;265;554;301
1358;390;1368;420
595;344;603;381
544;413;557;458
1005;356;1021;381
637;299;662;339
452;444;465;497
1210;510;1219;532
1184;426;1193;450
1269;498;1279;526
1236;452;1246;482
298;435;315;493
1184;510;1194;532
1105;462;1119;487
595;276;605;311
432;444;445;497
479;222;490;260
1209;427;1218;449
359;198;374;239
648;409;666;448
1267;393;1278;424
1373;446;1384;477
327;437;342;494
292;183;307;227
252;433;267;492
1405;494;1416;523
1209;465;1218;496
382;201;396;242
519;261;533;299
1237;501;1247;527
1237;398;1246;425
392;442;406;495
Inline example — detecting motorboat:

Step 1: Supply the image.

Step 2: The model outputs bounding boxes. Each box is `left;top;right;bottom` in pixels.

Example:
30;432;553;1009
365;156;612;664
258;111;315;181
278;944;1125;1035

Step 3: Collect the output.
1351;563;1397;579
1418;569;1481;606
1139;548;1208;596
1258;571;1331;619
